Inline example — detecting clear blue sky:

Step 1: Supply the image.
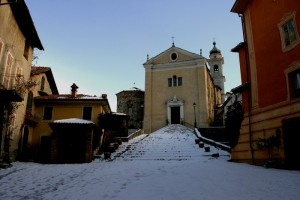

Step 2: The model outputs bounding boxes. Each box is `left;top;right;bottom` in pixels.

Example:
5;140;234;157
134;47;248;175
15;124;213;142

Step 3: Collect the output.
26;0;243;112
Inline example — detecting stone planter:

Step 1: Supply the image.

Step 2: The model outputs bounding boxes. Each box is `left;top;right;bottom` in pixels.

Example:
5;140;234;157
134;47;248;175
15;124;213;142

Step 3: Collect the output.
198;142;204;148
204;146;210;152
104;152;111;159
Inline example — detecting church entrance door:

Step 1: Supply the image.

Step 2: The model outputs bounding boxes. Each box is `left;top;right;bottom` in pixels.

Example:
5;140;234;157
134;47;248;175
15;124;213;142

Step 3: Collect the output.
171;106;180;124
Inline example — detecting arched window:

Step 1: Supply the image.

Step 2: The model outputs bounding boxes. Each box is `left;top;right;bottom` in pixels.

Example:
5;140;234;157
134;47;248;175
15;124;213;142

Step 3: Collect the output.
214;65;219;72
26;91;33;115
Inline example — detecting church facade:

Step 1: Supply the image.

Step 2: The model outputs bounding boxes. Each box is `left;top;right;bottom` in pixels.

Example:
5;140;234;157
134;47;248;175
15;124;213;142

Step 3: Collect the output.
143;43;225;134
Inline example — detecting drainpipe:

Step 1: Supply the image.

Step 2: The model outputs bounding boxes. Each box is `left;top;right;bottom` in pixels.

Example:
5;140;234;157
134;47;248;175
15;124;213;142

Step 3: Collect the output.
239;13;254;164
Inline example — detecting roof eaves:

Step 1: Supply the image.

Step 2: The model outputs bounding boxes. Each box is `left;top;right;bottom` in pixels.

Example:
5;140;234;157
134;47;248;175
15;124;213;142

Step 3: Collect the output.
9;0;44;50
230;0;250;14
231;42;245;52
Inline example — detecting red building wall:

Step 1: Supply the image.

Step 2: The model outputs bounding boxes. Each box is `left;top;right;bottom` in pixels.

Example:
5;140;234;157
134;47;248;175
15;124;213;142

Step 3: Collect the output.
248;0;300;107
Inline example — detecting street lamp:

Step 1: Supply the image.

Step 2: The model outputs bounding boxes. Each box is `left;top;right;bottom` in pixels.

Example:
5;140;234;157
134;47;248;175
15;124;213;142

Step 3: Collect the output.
193;102;197;128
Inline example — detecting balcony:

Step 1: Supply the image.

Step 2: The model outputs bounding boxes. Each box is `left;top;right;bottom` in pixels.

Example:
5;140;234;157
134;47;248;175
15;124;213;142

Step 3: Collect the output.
0;73;24;102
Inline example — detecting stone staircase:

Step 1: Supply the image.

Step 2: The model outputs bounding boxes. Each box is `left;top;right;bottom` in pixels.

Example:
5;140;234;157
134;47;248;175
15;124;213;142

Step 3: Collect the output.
105;125;230;162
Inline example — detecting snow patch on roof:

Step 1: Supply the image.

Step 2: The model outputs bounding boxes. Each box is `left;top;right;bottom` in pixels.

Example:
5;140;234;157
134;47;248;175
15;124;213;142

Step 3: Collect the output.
52;118;94;124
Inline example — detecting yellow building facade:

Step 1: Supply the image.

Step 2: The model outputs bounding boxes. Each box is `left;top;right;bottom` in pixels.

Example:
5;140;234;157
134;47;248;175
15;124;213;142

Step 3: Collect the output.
30;84;111;160
143;44;223;134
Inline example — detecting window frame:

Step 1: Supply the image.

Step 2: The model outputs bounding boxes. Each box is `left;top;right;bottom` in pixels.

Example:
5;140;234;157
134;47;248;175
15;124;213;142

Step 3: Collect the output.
278;11;300;52
178;77;182;86
43;106;53;120
40;76;45;91
13;66;22;87
82;106;92;120
26;91;33;115
2;53;14;88
168;78;172;87
23;40;30;60
285;61;300;100
173;75;177;86
0;38;3;62
168;76;183;87
289;69;300;99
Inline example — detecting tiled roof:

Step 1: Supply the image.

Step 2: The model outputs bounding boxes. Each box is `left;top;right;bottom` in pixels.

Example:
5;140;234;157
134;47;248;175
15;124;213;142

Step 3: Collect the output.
35;94;104;100
31;66;59;95
31;66;51;75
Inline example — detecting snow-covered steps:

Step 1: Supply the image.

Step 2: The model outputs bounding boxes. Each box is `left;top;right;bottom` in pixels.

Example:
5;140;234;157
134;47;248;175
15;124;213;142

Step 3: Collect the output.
108;125;230;162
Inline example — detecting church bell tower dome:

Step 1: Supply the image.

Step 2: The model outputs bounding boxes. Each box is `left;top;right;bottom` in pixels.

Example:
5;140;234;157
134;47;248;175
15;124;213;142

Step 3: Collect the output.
210;41;221;54
207;41;226;103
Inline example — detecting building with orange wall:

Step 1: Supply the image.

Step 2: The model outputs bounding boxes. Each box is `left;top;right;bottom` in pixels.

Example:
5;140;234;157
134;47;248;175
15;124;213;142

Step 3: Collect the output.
231;0;300;168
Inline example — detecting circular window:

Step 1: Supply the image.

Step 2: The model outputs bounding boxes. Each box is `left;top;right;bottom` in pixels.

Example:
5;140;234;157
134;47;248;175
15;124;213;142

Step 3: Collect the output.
170;52;178;61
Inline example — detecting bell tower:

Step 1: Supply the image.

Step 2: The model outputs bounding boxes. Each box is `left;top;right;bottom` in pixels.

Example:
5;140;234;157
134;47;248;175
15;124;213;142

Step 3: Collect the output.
208;41;225;102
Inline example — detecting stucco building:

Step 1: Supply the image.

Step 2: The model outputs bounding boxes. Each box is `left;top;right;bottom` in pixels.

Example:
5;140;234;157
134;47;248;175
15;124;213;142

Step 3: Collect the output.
231;0;300;168
0;1;43;163
32;83;111;162
143;43;224;134
116;87;144;129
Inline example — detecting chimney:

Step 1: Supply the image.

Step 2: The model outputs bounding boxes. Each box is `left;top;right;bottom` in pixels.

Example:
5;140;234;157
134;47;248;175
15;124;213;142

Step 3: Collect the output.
71;83;78;98
101;94;107;99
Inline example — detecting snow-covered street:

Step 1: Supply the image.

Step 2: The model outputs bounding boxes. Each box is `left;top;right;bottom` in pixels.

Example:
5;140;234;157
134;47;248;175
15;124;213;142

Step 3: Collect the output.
1;125;300;200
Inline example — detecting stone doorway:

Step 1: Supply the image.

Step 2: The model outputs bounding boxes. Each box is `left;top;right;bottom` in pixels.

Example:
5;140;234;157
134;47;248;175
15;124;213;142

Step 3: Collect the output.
171;106;180;124
167;96;184;125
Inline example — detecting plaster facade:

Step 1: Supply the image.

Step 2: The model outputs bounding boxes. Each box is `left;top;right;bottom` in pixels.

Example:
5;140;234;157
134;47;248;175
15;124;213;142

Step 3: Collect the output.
143;44;223;134
0;1;43;162
231;0;300;168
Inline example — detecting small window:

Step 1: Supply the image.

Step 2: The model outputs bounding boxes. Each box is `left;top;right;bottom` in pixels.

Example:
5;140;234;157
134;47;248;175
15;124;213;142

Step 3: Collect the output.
214;65;219;72
40;76;45;91
0;39;3;59
283;20;297;46
168;76;182;87
168;78;172;87
178;77;182;86
170;52;178;61
26;92;33;115
43;107;53;120
173;75;177;86
13;66;22;86
83;107;92;120
289;69;300;98
23;40;30;60
278;11;300;52
2;53;14;88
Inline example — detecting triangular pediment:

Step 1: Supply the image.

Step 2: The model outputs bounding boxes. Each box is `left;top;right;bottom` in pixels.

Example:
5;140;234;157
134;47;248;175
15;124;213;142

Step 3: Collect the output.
144;45;205;65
